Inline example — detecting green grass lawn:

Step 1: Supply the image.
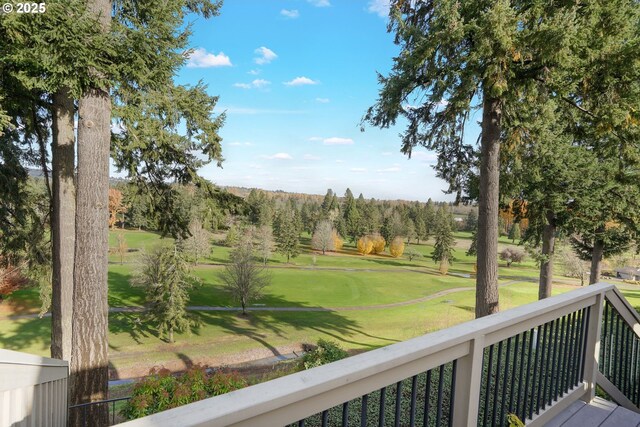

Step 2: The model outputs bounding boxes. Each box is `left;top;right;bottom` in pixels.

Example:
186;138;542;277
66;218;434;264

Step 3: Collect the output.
5;228;632;377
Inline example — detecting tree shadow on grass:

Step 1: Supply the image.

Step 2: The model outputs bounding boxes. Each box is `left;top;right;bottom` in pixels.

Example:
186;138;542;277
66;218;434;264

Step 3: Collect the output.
193;293;400;357
367;258;423;269
108;269;145;307
109;312;158;346
0;315;51;353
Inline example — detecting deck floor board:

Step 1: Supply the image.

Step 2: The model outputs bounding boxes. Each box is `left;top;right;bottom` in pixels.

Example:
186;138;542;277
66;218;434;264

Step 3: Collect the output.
547;398;640;427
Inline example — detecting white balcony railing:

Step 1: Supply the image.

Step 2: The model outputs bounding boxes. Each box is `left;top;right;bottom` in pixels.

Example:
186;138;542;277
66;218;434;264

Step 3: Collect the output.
0;348;68;427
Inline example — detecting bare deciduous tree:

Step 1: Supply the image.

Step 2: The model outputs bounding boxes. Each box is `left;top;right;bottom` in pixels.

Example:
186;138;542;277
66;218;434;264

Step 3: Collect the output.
311;220;336;255
219;238;270;315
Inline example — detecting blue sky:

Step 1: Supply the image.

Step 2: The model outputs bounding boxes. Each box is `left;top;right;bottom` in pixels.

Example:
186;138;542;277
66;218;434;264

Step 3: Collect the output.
177;0;457;202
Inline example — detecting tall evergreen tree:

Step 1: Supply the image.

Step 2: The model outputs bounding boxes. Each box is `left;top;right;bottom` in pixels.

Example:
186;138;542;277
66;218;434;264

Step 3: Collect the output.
432;206;456;267
133;245;199;343
273;208;300;262
364;0;640;317
342;188;363;243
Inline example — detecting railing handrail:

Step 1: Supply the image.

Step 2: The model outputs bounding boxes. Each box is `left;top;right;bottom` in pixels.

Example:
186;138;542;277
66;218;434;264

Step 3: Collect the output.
69;396;132;409
118;283;617;427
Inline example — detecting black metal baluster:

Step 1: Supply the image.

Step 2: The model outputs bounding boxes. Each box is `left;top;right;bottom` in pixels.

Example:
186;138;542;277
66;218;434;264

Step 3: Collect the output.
436;364;445;426
561;314;571;395
632;336;640;406
342;402;349;427
509;335;520;414
608;306;615;379
449;360;457;427
361;393;369;427
635;338;640;407
626;324;633;396
562;312;575;396
530;325;542;419
483;345;495;427
394;381;402;427
555;316;568;400
321;410;329;427
409;375;418;427
492;341;503;426
378;388;385;427
516;331;528;418
543;321;554;409
549;319;560;405
536;323;548;415
298;420;305;427
580;307;590;381
521;329;534;421
614;313;622;388
568;311;579;390
424;370;432;427
500;337;512;427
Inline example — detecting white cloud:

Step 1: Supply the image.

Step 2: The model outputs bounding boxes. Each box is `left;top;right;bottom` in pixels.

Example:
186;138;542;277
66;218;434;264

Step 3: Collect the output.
228;141;253;146
187;48;232;68
264;153;293;160
367;0;389;17
308;0;331;6
376;167;401;173
350;167;368;173
303;154;322;160
233;79;271;89
381;151;392;156
315;97;330;103
323;137;354;145
248;69;261;75
284;76;319;86
254;47;277;65
411;151;438;163
308;136;323;142
281;9;299;18
335;160;345;164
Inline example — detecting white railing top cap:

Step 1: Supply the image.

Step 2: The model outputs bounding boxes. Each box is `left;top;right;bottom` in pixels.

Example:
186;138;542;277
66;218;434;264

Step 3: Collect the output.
0;348;68;367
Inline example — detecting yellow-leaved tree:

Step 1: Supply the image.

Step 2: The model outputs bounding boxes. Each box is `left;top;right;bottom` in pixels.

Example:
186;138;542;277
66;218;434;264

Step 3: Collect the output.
371;233;386;254
357;236;373;255
332;231;344;252
389;237;405;258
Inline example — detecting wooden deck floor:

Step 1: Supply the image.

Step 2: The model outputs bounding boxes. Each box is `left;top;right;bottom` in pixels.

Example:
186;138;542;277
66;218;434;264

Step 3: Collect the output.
546;398;640;426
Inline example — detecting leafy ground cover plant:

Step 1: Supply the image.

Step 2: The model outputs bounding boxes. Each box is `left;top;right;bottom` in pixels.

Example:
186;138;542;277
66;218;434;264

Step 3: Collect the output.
121;365;247;420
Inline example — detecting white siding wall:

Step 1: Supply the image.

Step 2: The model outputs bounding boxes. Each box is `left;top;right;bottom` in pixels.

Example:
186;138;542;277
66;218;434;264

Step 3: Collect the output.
0;349;68;427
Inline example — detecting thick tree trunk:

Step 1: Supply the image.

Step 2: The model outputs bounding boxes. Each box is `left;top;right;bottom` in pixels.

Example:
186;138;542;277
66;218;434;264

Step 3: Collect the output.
70;1;111;425
475;96;501;318
589;237;605;284
50;88;75;362
538;212;556;300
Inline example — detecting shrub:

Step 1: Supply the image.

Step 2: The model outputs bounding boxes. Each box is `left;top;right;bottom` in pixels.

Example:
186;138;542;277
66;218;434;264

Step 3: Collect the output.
121;365;247;420
300;339;348;370
500;248;525;267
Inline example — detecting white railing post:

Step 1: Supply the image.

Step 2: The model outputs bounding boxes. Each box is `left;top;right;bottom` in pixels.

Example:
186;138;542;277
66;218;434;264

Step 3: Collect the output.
581;292;604;403
452;335;485;427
